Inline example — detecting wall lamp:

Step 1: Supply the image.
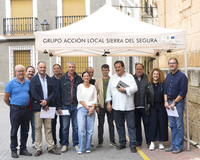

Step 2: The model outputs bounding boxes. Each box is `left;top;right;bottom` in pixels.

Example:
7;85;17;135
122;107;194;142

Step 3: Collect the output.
41;20;50;31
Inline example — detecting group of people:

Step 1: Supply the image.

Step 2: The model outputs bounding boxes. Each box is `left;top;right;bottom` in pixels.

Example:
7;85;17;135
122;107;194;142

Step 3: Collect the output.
3;57;188;158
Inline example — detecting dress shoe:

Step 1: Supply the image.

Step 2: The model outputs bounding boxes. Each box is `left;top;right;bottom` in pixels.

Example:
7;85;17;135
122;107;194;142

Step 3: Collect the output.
172;148;182;154
117;145;126;150
34;150;42;157
165;146;175;152
131;147;137;153
11;150;19;158
48;148;61;155
20;149;32;156
149;142;155;151
136;142;142;147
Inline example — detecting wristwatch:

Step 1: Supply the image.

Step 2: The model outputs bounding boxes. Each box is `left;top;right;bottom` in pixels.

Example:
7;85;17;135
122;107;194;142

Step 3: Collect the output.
172;100;177;105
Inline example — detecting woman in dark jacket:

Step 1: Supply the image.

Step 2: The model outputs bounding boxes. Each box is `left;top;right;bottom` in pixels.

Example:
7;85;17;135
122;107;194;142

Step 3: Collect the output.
145;67;168;151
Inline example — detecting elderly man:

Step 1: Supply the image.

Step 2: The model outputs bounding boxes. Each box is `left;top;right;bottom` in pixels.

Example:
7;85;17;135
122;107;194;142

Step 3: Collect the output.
4;65;32;158
133;63;150;147
30;61;60;156
25;66;35;148
56;62;83;152
164;58;188;154
106;61;138;153
86;67;96;85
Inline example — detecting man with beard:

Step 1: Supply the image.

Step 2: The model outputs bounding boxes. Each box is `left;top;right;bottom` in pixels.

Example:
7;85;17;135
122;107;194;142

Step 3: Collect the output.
164;58;188;154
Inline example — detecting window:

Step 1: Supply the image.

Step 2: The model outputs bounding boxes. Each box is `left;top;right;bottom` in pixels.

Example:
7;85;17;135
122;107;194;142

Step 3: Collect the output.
61;57;88;76
14;50;30;77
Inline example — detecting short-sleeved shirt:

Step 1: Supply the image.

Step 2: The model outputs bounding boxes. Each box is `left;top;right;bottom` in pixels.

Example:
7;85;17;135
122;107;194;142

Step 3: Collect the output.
5;77;30;106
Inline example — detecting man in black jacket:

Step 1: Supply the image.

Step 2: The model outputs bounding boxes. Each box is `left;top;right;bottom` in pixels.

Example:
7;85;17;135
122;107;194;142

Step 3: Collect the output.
56;62;83;153
133;63;150;147
30;61;60;157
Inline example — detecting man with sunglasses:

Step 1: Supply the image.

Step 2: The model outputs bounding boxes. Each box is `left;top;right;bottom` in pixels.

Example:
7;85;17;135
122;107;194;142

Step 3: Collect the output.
164;58;188;154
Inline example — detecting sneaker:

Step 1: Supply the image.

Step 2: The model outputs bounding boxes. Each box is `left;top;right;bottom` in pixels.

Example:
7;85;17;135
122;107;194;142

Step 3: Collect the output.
158;142;164;150
73;145;79;152
91;143;94;147
32;143;35;148
96;143;103;148
61;145;68;153
149;142;155;151
110;142;116;147
86;150;91;153
78;152;82;155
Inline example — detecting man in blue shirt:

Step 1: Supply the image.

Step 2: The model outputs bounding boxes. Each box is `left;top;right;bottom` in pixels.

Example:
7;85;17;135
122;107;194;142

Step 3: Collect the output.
164;58;188;154
4;65;32;158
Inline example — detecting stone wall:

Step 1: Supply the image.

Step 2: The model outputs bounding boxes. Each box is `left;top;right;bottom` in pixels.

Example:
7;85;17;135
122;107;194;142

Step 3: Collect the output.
156;0;200;144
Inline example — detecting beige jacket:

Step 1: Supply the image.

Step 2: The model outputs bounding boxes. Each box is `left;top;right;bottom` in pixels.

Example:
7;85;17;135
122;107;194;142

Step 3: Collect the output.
94;76;110;108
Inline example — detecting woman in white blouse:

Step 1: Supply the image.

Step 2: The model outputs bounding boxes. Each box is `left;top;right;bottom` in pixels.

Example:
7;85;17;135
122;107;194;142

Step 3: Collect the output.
77;71;97;154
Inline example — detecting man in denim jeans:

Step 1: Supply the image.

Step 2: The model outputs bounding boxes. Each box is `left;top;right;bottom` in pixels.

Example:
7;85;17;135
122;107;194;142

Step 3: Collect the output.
56;62;83;152
164;58;188;154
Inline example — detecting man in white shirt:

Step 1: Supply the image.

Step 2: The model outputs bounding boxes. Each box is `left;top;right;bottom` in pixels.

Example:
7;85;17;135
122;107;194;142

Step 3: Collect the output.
106;61;138;153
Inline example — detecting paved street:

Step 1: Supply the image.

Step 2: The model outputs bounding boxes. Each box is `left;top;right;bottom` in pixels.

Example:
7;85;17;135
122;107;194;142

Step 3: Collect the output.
0;95;200;160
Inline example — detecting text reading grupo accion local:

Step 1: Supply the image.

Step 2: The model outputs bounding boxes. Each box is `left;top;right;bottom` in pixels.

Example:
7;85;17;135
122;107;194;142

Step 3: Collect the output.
42;38;158;44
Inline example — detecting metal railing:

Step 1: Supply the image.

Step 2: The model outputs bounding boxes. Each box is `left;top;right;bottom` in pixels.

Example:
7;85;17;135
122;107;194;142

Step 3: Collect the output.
3;17;37;35
56;15;87;28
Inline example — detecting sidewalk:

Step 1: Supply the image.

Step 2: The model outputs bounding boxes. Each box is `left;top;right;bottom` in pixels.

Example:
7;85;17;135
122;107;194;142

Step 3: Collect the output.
0;94;200;160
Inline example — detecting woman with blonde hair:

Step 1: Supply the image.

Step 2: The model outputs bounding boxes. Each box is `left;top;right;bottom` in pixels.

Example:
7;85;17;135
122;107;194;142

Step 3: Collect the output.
145;67;168;151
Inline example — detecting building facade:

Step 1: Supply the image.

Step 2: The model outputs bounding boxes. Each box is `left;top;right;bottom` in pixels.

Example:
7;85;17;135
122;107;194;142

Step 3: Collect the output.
0;0;155;92
156;0;200;144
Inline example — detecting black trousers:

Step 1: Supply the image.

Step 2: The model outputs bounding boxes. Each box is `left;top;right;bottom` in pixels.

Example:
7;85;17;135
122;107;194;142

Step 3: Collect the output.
149;102;168;142
97;103;115;144
10;106;31;151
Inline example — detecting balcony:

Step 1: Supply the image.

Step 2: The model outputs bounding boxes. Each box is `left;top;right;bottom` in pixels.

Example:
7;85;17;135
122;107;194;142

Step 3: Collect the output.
3;17;37;36
56;15;87;29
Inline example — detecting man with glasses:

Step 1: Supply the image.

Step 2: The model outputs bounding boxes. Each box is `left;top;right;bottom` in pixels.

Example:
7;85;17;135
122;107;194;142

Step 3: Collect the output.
4;65;32;158
164;58;188;154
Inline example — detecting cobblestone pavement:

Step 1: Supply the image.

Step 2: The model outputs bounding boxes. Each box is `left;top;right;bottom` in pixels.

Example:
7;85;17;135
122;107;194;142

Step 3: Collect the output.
0;94;200;160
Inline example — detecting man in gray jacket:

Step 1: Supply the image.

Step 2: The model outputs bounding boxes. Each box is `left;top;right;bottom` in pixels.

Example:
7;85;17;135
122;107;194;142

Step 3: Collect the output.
133;63;150;147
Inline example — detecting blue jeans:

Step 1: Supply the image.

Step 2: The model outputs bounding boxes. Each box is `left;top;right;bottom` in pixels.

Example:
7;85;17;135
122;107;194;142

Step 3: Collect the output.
135;108;150;144
10;106;31;151
77;107;95;153
62;104;78;147
113;109;136;148
168;99;185;150
52;114;63;145
30;111;35;144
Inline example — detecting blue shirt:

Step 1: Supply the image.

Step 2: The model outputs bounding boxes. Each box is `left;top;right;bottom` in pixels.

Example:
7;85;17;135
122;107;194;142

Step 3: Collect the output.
164;70;188;99
5;77;30;106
